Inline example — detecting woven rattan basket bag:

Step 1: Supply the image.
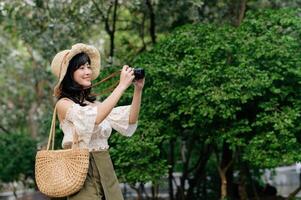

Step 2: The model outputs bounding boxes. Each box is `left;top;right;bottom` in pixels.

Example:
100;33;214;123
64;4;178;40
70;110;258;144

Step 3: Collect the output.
35;106;89;197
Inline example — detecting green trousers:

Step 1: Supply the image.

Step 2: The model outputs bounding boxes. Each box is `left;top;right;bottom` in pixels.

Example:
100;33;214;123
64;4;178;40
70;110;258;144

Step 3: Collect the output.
67;151;124;200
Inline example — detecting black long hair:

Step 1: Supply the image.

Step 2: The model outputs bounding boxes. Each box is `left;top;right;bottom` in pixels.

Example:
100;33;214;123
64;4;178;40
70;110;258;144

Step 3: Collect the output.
58;52;96;106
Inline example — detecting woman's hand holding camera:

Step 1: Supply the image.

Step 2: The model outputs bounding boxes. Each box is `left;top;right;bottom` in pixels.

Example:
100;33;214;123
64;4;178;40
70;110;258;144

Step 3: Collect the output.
118;65;135;91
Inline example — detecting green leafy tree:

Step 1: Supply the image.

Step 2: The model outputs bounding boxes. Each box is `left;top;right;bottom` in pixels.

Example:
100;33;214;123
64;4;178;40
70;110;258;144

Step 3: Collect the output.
0;132;36;198
110;119;168;199
133;8;301;200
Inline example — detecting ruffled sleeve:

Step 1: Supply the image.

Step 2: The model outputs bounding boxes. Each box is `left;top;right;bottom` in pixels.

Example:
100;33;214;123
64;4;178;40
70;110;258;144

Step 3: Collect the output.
107;105;138;137
60;121;74;149
65;103;98;135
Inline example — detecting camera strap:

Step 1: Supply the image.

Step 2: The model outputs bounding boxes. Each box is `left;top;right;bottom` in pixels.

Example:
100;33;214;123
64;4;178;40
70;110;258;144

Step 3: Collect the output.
90;70;121;96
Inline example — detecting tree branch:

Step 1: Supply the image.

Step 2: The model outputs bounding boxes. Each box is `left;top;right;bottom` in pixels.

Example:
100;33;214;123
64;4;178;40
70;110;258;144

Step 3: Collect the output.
0;125;10;134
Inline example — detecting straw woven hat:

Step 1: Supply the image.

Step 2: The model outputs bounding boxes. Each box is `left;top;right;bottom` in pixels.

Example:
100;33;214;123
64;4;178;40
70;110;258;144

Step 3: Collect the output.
51;43;101;97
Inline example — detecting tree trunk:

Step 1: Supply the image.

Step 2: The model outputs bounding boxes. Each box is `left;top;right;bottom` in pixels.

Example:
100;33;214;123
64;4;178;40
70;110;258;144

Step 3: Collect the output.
28;102;38;138
217;143;234;200
108;0;118;63
109;31;115;64
251;176;260;200
138;11;147;53
145;0;156;44
186;144;212;199
91;0;118;63
220;172;227;199
238;165;248;200
131;185;142;200
12;182;17;200
229;0;247;27
178;133;198;200
177;178;185;200
288;185;301;200
168;140;175;200
180;140;188;198
151;182;159;200
140;183;150;200
223;144;234;198
202;171;207;199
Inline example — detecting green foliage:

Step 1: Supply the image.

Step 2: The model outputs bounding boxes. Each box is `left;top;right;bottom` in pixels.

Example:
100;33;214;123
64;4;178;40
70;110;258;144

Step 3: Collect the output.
0;133;36;182
110;119;168;184
238;9;301;167
134;8;301;171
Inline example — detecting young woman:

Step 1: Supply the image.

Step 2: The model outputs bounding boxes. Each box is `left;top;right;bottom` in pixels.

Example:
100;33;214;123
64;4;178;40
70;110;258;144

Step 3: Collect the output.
50;43;144;200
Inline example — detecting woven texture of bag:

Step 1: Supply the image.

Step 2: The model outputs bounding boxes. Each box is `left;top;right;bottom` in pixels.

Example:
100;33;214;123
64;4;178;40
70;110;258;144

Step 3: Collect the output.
35;148;89;197
35;106;89;197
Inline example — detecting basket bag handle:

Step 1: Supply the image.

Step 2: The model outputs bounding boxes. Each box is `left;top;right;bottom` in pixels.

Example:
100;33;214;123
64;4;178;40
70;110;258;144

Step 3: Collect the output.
46;105;80;150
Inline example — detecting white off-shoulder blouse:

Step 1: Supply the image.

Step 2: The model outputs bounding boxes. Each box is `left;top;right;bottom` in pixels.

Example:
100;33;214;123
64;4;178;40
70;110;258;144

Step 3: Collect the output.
59;102;138;152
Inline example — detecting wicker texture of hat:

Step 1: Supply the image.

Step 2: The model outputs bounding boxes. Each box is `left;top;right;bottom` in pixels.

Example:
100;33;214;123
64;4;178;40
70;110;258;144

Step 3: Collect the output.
51;43;101;97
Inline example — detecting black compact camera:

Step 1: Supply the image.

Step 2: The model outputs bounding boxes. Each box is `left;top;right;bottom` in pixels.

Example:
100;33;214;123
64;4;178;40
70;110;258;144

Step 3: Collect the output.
134;68;145;80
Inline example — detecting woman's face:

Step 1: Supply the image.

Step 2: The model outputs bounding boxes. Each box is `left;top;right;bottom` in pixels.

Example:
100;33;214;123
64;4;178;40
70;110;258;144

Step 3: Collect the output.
73;62;92;88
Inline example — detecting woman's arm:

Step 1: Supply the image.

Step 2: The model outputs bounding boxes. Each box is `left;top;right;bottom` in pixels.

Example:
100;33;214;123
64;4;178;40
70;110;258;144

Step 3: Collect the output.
57;65;136;125
94;65;135;124
129;78;145;124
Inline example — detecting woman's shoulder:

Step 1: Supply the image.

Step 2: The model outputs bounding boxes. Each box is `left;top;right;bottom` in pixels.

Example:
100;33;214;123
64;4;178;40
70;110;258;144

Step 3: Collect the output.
57;98;74;108
56;98;75;121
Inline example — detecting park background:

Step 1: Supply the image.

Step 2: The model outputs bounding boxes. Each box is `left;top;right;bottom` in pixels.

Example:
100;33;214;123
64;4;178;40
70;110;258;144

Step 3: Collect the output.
1;0;301;200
